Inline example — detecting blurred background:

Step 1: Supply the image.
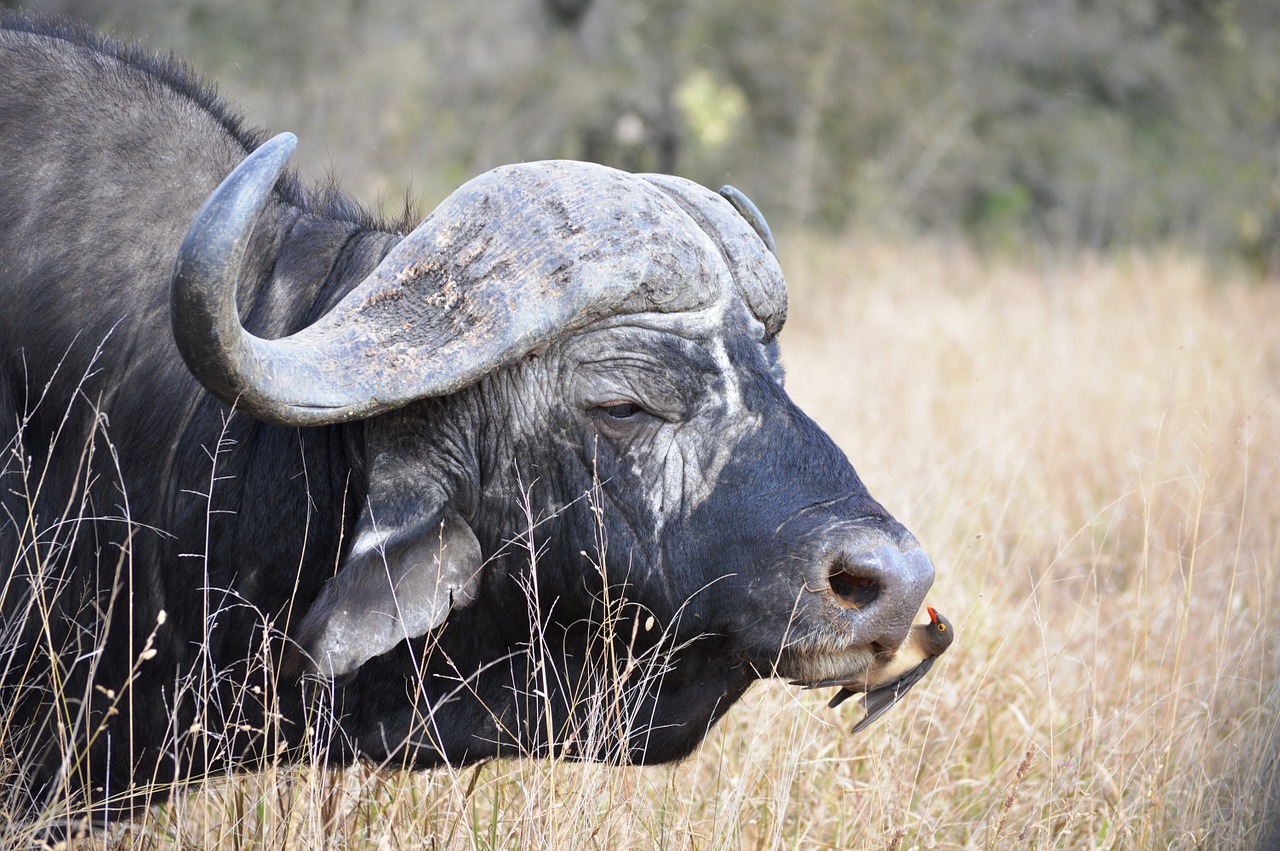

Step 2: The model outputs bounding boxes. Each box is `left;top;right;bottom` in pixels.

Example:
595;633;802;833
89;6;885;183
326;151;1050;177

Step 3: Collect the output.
4;2;1280;846
7;0;1280;270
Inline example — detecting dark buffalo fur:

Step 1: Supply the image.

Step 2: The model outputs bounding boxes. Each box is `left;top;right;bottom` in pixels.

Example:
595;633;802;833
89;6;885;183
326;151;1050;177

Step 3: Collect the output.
0;12;932;825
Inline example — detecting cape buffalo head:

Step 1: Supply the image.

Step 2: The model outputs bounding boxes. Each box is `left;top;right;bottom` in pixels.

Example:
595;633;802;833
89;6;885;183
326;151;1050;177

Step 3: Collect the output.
172;134;934;765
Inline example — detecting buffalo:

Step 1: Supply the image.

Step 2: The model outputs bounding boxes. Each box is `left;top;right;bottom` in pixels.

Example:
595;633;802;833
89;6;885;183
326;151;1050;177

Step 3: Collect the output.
0;14;934;820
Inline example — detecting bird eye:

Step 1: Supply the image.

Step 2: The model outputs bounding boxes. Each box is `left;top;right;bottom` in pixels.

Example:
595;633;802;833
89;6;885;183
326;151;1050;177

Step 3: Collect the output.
937;623;947;631
598;401;644;420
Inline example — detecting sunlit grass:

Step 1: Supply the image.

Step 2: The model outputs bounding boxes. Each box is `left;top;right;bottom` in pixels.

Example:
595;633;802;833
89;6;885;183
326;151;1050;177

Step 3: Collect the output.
8;238;1279;849
782;238;1280;847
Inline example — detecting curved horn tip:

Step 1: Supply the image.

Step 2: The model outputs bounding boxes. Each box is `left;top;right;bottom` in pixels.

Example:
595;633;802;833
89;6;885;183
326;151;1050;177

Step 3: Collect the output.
719;184;777;257
170;130;302;416
257;131;298;162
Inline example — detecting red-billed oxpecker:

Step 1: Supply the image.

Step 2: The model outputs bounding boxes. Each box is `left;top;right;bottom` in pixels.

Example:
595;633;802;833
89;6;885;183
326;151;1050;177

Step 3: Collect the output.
816;606;954;733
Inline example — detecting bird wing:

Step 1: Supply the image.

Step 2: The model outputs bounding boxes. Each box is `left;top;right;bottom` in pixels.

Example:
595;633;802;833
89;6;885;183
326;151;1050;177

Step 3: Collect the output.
827;687;859;709
849;655;938;734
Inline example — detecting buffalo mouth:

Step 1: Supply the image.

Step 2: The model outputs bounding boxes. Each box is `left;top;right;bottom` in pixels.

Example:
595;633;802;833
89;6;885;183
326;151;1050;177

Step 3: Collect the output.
769;645;880;690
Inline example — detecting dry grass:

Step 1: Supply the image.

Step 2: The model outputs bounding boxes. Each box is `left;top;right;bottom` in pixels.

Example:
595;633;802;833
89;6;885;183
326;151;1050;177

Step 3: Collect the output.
10;238;1280;849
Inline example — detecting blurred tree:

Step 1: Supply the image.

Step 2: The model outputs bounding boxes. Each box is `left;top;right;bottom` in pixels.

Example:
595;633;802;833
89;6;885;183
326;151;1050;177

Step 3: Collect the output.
9;0;1280;264
544;0;591;29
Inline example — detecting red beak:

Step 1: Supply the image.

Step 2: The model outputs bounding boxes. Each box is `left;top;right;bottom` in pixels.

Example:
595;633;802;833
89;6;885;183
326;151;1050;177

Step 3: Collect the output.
926;606;939;624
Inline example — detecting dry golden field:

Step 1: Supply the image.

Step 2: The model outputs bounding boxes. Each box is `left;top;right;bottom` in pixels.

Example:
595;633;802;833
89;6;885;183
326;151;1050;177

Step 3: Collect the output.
15;238;1280;849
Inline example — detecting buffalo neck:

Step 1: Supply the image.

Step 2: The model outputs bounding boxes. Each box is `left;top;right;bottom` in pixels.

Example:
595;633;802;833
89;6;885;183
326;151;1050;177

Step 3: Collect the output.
197;201;408;612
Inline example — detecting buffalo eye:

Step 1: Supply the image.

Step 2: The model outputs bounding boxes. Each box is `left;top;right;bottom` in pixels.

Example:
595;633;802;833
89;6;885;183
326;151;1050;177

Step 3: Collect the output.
597;400;645;420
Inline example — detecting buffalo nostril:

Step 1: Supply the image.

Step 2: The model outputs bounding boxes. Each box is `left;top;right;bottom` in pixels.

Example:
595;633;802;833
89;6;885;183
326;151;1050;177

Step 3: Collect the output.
827;560;881;610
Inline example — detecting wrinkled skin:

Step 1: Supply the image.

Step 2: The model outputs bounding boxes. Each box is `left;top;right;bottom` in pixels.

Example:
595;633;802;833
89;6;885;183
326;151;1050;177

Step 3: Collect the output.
329;298;926;767
0;15;933;818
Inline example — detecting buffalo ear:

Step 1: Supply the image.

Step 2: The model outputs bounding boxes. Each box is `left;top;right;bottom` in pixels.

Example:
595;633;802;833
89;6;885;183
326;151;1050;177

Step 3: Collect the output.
293;506;483;678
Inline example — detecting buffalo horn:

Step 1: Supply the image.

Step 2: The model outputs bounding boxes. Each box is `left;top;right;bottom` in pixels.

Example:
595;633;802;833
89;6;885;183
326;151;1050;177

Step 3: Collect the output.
172;135;786;426
171;133;314;420
718;185;777;257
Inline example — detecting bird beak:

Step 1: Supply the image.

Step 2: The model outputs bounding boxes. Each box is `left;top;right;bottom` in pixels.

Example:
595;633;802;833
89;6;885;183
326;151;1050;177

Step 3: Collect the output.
926;606;939;624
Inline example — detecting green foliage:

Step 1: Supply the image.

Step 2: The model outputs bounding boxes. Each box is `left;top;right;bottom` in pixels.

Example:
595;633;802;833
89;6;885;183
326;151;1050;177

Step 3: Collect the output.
14;0;1280;258
675;69;745;151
